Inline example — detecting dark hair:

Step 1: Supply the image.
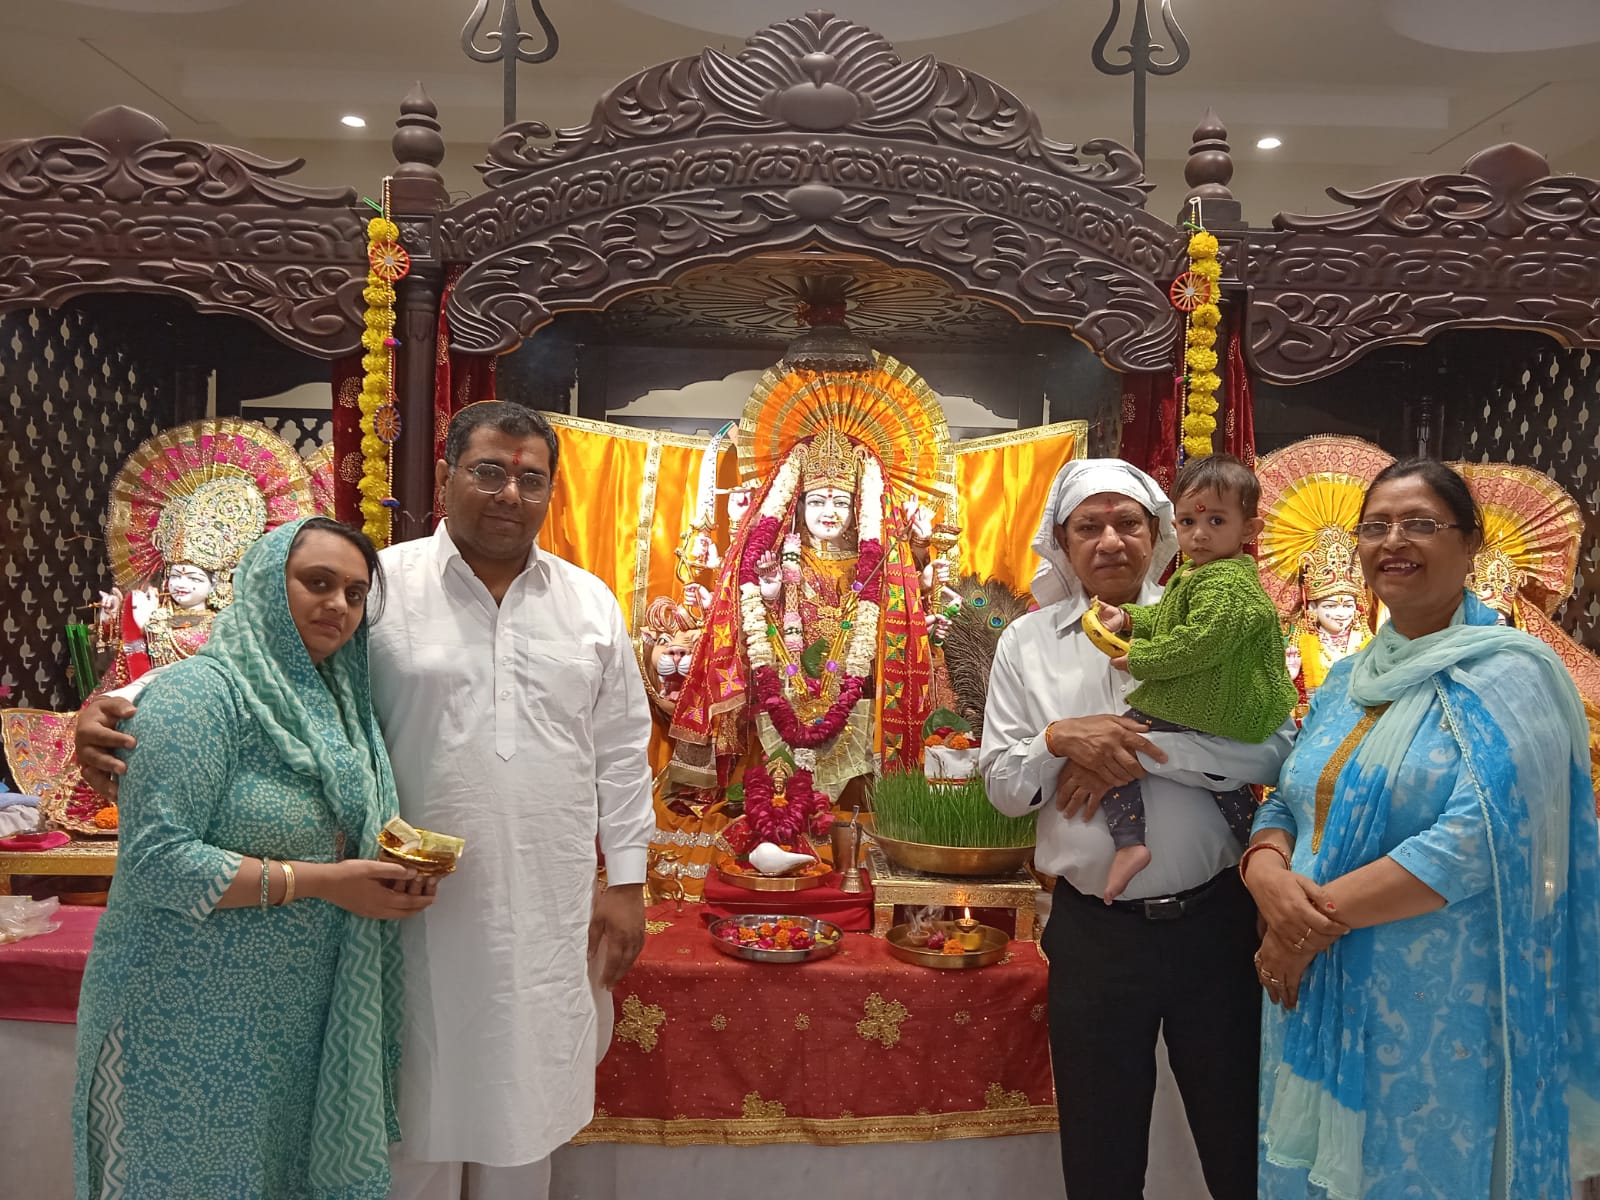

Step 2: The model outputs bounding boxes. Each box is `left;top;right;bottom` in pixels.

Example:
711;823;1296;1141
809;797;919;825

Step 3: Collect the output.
1360;458;1482;541
444;401;560;476
1171;452;1261;517
288;517;385;621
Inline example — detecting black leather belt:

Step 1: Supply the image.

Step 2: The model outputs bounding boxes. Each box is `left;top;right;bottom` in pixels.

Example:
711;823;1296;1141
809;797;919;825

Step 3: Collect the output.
1062;868;1230;921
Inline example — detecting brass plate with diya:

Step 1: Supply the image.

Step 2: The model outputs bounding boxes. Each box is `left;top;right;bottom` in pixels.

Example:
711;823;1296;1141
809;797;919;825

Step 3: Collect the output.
713;853;831;892
709;914;844;964
886;921;1009;970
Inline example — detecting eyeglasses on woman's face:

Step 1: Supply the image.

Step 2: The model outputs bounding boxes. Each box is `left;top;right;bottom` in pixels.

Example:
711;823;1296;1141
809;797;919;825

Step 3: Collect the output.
457;462;551;502
1353;518;1460;543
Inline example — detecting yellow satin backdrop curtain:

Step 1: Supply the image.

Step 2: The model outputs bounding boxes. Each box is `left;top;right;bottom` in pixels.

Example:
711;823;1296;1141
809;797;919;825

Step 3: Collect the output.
542;416;1086;623
952;422;1086;593
540;416;723;635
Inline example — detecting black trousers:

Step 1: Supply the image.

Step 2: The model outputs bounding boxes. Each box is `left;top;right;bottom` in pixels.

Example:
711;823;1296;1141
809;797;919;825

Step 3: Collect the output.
1041;870;1261;1199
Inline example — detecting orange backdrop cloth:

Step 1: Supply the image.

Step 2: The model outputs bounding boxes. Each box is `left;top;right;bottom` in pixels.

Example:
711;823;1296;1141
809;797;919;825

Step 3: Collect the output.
574;906;1056;1145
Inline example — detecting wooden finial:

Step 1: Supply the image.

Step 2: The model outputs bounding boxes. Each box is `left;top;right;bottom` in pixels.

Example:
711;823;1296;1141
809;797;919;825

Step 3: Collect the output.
1184;108;1234;202
392;82;445;184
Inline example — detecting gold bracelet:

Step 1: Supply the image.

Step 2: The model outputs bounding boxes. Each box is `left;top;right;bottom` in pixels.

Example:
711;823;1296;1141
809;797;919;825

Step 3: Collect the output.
280;861;296;906
260;859;274;911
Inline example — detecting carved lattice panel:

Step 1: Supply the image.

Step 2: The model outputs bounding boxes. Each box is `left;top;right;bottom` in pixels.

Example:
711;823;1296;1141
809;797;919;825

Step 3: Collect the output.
251;409;332;458
1458;344;1600;650
0;307;171;714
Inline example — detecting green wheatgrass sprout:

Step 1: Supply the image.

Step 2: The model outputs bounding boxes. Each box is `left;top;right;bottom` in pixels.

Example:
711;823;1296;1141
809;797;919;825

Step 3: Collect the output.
869;770;1037;848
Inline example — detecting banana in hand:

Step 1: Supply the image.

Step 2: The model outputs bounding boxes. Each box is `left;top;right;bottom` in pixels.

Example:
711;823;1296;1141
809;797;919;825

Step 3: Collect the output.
1081;599;1131;658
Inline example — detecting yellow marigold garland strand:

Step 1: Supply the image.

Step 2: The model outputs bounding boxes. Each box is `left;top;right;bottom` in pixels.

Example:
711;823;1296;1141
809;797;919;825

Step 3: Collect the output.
1181;209;1223;462
358;215;398;547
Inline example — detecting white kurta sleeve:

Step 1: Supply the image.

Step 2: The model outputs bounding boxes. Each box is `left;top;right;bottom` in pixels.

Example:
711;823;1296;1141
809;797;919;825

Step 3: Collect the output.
978;626;1063;817
1141;716;1296;790
593;599;654;885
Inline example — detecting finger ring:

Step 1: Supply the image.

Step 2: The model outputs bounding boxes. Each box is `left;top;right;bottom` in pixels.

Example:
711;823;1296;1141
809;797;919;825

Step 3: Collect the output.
1292;932;1308;951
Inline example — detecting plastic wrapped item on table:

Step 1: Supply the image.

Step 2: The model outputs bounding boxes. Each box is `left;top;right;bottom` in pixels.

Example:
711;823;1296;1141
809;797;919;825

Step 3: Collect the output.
0;895;62;943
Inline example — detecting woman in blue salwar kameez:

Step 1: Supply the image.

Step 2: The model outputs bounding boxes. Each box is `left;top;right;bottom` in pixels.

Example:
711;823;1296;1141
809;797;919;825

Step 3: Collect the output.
1243;460;1600;1200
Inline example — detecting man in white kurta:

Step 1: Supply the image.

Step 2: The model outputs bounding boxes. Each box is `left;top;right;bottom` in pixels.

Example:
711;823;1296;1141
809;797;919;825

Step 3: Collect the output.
980;460;1292;1200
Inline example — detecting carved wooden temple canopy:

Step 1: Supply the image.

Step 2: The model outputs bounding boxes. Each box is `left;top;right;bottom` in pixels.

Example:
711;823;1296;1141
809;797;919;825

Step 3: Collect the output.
3;11;1599;481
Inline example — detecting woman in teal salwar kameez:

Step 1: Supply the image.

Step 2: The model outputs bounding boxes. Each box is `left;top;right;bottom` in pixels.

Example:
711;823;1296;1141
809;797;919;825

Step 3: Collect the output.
1244;460;1600;1200
74;517;435;1200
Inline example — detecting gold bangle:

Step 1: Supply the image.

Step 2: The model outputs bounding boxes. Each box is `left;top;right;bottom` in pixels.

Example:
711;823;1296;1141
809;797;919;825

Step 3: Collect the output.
260;859;274;911
280;861;296;906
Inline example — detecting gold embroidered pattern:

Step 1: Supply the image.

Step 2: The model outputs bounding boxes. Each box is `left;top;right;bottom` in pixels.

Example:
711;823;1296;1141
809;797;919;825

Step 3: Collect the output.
984;1083;1030;1110
742;1092;787;1119
645;920;673;935
710;1013;728;1031
953;1011;972;1026
856;993;909;1048
1312;704;1389;853
616;994;667;1053
1030;1003;1047;1023
793;1013;811;1031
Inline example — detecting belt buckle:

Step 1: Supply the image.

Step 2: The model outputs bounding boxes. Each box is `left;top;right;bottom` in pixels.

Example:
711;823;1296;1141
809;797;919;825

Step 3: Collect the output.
1140;895;1185;921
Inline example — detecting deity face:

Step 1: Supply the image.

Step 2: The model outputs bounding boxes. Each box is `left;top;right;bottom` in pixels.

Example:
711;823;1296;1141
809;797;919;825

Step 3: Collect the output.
803;488;854;546
165;563;213;610
646;627;702;714
1306;593;1358;637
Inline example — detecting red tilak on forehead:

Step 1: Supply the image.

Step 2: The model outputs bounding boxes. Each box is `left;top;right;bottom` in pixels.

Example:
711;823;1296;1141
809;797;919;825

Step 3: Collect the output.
511;450;524;468
1194;502;1207;512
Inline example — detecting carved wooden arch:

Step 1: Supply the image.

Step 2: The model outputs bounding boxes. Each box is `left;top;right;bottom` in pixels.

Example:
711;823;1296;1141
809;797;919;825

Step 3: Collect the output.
0;105;368;358
1237;143;1600;385
435;11;1188;374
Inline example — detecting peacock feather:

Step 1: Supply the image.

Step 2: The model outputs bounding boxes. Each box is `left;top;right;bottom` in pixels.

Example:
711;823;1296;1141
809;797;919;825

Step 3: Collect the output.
941;573;1034;742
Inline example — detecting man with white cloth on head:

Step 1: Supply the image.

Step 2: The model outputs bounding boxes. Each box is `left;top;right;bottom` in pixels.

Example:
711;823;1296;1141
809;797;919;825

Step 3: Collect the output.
979;459;1294;1200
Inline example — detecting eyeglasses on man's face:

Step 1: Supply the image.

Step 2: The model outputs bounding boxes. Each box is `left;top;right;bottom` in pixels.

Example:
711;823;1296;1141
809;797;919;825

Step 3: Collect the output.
1353;517;1460;542
457;462;551;502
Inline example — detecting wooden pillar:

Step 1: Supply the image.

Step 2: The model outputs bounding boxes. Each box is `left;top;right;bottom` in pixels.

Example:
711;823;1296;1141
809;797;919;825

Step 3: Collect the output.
388;83;450;542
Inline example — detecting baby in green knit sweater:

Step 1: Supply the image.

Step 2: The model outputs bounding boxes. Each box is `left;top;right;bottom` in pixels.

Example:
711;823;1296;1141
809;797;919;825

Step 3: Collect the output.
1092;454;1298;901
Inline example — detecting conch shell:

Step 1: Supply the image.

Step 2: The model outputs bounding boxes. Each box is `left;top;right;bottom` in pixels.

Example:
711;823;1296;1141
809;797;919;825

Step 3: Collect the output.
747;842;817;877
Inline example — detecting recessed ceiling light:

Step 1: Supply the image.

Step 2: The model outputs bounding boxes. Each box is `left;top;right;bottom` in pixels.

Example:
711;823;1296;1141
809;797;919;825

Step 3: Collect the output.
340;115;367;129
1256;136;1283;150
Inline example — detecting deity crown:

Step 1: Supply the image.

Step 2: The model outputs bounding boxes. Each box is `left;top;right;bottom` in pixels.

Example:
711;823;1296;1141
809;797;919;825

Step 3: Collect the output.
1469;547;1522;614
799;428;860;493
1300;526;1364;602
156;477;269;574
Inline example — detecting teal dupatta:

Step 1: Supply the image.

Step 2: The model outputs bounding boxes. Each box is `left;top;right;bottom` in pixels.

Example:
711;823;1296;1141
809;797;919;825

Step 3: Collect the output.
1265;592;1600;1198
197;518;404;1196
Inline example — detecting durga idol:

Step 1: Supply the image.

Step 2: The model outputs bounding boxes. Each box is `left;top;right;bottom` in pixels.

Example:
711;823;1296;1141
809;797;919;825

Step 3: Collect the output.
667;361;955;848
1288;527;1372;717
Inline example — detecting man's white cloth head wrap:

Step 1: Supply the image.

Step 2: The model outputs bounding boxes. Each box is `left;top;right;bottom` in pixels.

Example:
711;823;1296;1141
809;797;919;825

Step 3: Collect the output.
1029;459;1179;617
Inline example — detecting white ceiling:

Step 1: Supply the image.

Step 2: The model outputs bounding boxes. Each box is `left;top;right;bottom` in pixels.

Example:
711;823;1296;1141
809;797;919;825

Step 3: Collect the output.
3;0;1600;221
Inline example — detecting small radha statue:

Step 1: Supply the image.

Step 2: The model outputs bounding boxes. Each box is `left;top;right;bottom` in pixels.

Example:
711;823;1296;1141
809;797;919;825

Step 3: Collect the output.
1288;527;1373;714
1254;435;1394;721
99;477;268;674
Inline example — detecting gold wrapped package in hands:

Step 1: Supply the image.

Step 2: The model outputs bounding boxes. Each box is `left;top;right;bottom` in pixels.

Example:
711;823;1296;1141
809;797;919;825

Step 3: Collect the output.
377;816;466;876
1081;599;1130;658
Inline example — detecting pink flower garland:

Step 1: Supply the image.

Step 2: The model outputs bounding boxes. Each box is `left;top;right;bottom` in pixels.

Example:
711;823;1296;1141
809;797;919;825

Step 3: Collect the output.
744;762;833;846
753;665;866;748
